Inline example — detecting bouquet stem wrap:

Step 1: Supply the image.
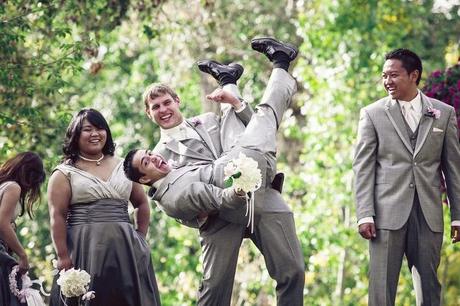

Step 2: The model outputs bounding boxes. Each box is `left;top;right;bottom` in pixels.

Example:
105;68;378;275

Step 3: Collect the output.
224;153;262;233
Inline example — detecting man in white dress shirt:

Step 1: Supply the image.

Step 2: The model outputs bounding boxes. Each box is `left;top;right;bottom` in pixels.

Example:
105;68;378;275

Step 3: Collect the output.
353;48;460;305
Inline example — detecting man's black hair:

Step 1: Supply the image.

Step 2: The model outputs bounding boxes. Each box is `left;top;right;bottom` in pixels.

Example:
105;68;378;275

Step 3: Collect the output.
385;48;423;85
123;149;144;183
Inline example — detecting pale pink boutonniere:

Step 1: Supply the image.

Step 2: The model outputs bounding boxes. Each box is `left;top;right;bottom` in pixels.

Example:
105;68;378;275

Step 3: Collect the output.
425;107;441;119
190;118;202;127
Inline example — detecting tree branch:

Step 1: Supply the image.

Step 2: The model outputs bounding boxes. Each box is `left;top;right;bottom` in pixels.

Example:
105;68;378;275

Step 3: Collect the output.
0;2;56;24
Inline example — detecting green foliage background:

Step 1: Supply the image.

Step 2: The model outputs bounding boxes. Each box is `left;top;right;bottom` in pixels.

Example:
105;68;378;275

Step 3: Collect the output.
1;1;460;305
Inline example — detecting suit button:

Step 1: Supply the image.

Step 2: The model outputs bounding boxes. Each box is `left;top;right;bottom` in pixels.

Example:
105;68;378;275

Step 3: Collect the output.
414;162;417;166
409;183;414;188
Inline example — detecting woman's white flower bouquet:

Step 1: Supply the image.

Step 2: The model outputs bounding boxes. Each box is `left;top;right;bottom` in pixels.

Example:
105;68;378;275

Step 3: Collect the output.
57;268;95;305
224;153;262;232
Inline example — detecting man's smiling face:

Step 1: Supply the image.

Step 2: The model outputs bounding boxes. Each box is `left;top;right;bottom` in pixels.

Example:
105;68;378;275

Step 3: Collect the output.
382;59;419;101
133;149;171;185
145;93;184;129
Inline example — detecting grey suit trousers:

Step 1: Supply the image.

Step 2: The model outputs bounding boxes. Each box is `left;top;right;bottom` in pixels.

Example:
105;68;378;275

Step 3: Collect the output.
198;212;305;306
369;192;443;306
196;69;304;305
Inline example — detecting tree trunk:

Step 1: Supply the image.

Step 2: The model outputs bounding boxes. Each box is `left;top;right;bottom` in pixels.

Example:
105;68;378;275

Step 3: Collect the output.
199;70;220;114
335;205;350;303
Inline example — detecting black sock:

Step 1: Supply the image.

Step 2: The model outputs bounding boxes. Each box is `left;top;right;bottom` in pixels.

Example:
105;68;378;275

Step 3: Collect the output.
218;74;236;87
272;51;290;71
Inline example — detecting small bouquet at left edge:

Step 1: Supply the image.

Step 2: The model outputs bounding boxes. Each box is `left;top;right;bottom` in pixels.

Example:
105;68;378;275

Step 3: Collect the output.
224;152;262;232
57;268;95;306
9;265;49;306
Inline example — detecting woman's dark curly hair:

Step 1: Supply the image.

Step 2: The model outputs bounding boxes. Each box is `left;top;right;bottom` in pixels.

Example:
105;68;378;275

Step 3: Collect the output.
62;108;115;164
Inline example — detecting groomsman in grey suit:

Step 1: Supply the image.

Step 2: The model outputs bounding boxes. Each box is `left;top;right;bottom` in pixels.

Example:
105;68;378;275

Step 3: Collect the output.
353;48;460;306
125;65;293;222
126;37;304;306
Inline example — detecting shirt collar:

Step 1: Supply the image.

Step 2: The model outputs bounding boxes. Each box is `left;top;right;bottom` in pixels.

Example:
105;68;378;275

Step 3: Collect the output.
397;90;422;113
148;177;165;198
160;120;201;142
160;120;188;141
152;177;164;190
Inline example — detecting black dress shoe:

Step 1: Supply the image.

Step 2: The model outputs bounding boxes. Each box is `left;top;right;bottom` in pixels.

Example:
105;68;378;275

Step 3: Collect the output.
197;60;244;83
251;37;298;62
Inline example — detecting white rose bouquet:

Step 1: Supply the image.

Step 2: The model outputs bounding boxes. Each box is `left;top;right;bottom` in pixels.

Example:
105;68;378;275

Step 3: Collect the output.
57;268;95;305
224;153;262;232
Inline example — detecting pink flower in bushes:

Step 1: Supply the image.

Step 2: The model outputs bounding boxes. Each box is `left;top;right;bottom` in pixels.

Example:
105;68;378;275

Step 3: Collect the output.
431;70;442;78
422;60;460;203
422;60;460;137
454;95;460;110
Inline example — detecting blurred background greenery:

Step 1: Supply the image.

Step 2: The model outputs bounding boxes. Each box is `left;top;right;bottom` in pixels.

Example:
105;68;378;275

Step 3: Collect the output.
1;0;460;305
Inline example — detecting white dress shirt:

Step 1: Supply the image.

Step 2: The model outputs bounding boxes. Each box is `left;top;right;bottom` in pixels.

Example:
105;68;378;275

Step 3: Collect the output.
399;91;422;132
160;121;201;142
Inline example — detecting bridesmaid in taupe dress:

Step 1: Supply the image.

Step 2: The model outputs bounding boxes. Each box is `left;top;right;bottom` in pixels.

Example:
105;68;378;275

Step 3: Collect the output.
48;109;161;306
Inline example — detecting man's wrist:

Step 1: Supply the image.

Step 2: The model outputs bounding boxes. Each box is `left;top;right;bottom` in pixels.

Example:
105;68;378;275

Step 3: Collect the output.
357;216;374;226
234;99;246;112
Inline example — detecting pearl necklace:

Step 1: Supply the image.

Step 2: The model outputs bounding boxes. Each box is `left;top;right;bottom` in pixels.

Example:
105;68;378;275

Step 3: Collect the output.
78;154;104;166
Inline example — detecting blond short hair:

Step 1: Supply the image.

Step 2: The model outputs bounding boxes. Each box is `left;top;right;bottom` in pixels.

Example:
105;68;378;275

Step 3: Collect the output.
142;83;179;109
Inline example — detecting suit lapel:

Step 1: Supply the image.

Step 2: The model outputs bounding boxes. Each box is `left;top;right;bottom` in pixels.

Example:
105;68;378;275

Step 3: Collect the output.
152;177;171;201
384;98;413;154
414;94;434;157
163;138;212;161
186;119;219;159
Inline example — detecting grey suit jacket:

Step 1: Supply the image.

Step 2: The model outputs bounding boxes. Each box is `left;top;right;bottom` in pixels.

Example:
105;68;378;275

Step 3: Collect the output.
150;164;246;221
353;93;460;232
151;148;288;224
154;107;253;165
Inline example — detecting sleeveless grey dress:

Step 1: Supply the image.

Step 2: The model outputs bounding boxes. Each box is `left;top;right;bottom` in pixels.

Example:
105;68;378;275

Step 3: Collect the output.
49;161;161;306
0;181;25;306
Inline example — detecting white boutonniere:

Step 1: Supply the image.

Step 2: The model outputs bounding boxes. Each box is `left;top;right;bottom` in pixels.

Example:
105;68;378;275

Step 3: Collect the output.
224;153;262;232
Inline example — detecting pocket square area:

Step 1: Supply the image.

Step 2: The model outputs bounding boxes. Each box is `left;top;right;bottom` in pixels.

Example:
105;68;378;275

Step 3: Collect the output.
432;127;443;132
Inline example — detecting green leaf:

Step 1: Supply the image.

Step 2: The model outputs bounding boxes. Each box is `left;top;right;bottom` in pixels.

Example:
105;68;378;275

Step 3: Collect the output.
224;177;233;188
232;171;241;179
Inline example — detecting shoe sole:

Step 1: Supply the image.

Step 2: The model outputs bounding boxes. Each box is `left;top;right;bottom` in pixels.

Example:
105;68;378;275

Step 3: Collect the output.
197;60;244;81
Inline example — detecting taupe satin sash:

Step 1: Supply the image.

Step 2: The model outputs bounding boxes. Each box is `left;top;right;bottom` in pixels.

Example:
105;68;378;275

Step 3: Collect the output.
66;199;130;226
